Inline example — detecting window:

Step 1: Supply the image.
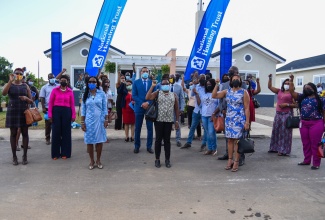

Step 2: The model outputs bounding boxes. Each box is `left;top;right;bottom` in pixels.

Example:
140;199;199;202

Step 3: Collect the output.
280;78;286;86
243;53;253;63
238;71;259;81
296;76;303;87
80;48;89;57
313;74;325;88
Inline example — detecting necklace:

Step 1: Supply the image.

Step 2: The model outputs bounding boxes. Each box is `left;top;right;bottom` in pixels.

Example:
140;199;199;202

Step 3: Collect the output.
60;87;66;92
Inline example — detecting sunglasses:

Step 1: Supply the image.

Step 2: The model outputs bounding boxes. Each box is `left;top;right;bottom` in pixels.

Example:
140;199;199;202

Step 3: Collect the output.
15;72;23;75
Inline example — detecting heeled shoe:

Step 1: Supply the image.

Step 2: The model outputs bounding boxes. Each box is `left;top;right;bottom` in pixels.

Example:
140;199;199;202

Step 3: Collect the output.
22;155;28;165
130;138;134;142
232;161;239;172
88;163;95;170
124;137;129;142
13;156;18;166
225;158;233;170
96;161;103;169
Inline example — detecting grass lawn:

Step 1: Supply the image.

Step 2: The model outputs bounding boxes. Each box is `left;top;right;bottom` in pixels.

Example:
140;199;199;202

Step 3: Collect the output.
0;110;83;129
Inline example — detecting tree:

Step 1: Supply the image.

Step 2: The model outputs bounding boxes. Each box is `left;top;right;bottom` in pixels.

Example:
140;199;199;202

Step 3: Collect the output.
161;64;170;75
104;61;116;73
25;72;44;90
0;56;13;86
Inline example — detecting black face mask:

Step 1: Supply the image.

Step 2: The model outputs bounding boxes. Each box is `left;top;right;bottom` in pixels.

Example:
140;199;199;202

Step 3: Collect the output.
303;89;314;96
206;85;213;92
60;81;67;87
206;76;211;80
231;79;240;88
199;79;206;86
222;78;229;83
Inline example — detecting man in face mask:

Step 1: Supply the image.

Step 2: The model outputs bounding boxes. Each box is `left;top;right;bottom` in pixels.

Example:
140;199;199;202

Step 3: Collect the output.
132;67;155;154
181;73;208;151
216;66;247;166
26;78;39;108
39;69;66;145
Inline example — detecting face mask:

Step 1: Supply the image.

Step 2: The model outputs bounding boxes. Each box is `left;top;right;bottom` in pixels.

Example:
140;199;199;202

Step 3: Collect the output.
199;79;205;86
88;83;96;90
104;83;109;87
60;81;67;87
161;85;170;92
16;75;23;81
189;85;194;90
232;79;240;88
206;85;213;92
284;85;289;91
222;77;229;83
141;72;149;79
303;89;313;96
206;76;211;80
49;79;56;84
126;85;132;91
317;87;322;92
126;76;130;80
169;78;175;84
28;82;34;86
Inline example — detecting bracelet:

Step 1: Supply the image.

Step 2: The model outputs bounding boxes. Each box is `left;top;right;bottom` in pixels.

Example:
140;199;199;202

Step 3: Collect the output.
245;122;250;125
105;120;109;122
175;121;179;123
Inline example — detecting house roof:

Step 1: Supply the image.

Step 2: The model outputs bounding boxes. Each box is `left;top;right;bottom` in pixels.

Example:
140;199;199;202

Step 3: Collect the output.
276;54;325;72
211;39;286;64
43;32;126;56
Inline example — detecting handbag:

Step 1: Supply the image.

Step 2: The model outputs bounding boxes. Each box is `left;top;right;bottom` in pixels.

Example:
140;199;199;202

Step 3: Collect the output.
317;133;325;158
285;108;300;129
145;91;159;122
24;107;42;125
107;110;118;123
253;97;260;108
237;131;255;154
213;115;224;133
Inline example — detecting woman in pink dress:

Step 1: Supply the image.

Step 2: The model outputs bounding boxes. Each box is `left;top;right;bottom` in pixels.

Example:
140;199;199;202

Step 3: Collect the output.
122;80;135;142
244;78;261;124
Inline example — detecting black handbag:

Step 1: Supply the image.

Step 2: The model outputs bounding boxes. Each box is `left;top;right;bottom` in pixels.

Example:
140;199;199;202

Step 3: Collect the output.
253;98;260;108
285;109;300;129
237;131;255;154
145;92;159;122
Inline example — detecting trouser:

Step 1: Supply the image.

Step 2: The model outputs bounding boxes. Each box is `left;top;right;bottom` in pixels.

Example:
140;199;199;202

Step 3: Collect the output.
187;106;201;137
45;119;52;141
201;116;217;151
300;119;323;167
115;103;123;130
180;112;185;123
154;121;173;160
51;106;72;158
175;113;181;142
186;111;206;145
134;113;153;150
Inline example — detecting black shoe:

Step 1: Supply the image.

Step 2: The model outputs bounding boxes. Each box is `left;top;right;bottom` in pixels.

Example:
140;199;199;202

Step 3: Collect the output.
298;162;310;165
13;157;18;166
125;137;129;142
22;155;28;165
218;154;228;160
155;160;161;168
199;144;206;152
176;141;182;147
311;166;320;170
21;145;31;149
131;138;134;142
134;148;139;154
239;160;245;166
165;160;171;168
180;143;191;149
147;148;154;154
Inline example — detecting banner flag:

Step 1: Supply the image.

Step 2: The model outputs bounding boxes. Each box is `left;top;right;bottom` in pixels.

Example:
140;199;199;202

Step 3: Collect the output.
51;32;62;76
86;0;127;76
220;37;232;79
184;0;230;80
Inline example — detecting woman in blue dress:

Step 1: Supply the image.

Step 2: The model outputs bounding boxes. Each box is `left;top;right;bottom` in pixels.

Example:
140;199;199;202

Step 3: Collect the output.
81;77;108;170
212;74;250;172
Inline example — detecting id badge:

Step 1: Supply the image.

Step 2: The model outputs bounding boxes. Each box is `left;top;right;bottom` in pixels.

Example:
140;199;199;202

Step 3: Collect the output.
299;120;302;129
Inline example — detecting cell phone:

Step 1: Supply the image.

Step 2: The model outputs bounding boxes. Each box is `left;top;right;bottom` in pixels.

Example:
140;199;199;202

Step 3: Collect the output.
31;91;36;97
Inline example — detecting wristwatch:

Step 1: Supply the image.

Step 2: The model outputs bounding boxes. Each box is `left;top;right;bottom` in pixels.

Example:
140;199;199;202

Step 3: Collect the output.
287;103;290;107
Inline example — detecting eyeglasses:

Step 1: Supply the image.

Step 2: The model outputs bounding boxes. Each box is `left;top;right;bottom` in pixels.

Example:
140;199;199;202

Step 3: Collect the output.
88;81;97;84
15;72;23;75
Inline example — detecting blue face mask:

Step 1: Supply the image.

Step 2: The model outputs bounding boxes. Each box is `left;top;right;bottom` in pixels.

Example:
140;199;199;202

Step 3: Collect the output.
49;78;56;84
126;75;130;80
189;85;194;90
141;72;149;79
161;85;170;92
88;83;96;90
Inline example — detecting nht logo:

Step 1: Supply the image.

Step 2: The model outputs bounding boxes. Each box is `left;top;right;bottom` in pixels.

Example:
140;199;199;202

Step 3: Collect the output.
92;54;105;68
191;56;205;70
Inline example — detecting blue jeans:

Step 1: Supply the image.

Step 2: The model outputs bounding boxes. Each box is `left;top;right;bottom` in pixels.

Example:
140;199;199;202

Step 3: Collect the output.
201;116;217;151
174;114;181;142
134;113;153;149
186;111;206;145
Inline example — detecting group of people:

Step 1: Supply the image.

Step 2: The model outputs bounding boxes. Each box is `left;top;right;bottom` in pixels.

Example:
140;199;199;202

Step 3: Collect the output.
4;65;324;171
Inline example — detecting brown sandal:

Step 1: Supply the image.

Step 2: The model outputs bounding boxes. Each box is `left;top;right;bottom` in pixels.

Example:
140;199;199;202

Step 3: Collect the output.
232;161;239;172
225;158;233;170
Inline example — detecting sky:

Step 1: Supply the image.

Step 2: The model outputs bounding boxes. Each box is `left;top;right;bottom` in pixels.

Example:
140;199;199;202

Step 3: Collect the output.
0;0;324;79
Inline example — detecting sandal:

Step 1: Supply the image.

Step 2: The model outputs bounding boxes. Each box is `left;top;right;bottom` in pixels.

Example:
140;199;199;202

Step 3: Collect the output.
232;161;239;172
204;150;213;155
298;162;310;165
96;161;103;169
225;158;234;170
268;150;277;153
61;156;67;160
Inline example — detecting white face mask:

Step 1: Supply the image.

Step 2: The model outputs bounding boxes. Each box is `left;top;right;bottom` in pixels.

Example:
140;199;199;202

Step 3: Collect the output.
284;85;289;90
317;87;323;92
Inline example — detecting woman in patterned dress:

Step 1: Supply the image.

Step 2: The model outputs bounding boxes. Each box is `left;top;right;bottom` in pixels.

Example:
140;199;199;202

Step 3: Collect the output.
212;74;250;172
145;79;179;168
2;68;34;165
81;77;108;170
268;75;295;156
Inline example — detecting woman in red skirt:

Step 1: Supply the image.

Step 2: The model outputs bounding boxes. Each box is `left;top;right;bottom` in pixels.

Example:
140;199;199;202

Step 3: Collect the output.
244;78;261;126
122;80;135;142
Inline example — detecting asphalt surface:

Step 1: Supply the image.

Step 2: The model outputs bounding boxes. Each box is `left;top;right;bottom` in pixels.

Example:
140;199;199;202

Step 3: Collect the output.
0;136;325;220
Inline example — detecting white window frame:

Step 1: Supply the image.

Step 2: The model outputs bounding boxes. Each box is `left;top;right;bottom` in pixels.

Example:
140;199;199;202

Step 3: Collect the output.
70;65;85;89
243;53;253;63
313;74;325;89
296;76;304;87
238;70;259;81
